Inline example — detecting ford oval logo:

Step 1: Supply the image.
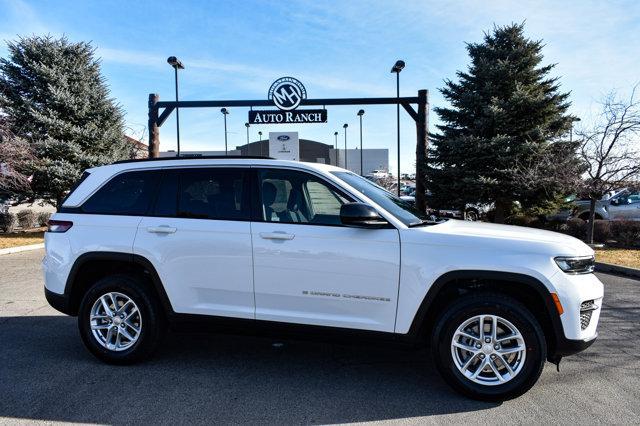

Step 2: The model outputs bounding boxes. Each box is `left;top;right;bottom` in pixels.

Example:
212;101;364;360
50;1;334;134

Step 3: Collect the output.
277;135;290;141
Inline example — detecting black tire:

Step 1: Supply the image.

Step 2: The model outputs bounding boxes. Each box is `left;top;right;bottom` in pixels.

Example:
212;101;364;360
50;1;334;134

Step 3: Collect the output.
78;274;165;364
431;293;546;401
464;209;479;221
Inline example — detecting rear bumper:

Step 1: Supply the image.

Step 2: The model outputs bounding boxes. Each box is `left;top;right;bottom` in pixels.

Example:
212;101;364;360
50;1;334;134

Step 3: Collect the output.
44;287;74;316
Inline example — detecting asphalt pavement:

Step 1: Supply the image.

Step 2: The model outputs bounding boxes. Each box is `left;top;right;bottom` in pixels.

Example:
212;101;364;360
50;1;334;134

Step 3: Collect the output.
1;249;639;424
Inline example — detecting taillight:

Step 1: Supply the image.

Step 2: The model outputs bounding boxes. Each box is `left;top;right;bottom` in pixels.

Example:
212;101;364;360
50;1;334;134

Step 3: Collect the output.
47;220;73;233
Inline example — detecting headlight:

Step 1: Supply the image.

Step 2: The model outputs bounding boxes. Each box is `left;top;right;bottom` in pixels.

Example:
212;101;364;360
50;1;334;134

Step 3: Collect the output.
554;256;595;274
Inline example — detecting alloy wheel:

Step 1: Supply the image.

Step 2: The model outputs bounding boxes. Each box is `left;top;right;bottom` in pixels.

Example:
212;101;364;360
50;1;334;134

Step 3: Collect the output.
89;292;142;351
450;314;526;386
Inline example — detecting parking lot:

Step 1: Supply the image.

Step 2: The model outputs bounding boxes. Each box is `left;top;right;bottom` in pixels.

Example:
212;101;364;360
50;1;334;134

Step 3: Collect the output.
1;249;639;424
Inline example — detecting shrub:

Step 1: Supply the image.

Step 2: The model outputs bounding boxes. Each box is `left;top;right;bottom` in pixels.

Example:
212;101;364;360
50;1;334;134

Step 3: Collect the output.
16;209;36;229
610;221;640;247
559;218;586;239
36;212;52;227
592;220;611;243
0;212;17;233
505;215;537;227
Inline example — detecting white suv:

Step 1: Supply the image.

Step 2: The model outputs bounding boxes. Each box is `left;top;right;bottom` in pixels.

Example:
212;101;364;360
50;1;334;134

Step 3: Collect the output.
43;157;603;401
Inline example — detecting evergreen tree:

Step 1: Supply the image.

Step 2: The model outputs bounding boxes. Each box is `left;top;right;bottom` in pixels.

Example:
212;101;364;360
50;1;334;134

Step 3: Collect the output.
426;23;582;223
0;35;129;206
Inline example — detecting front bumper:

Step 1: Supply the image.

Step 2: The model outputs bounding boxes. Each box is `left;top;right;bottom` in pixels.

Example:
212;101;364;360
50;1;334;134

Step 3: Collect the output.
554;333;598;357
546;271;603;359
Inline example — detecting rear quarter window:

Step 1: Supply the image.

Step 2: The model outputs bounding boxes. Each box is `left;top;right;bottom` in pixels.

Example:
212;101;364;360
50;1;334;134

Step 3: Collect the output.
81;170;160;216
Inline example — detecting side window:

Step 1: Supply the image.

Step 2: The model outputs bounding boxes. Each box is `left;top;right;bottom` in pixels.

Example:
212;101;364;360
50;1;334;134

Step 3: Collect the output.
258;169;351;226
177;168;249;220
152;170;178;217
82;170;159;215
628;193;640;204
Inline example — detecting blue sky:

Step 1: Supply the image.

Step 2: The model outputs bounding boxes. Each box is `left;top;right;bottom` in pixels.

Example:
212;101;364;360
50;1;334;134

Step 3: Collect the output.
1;0;639;173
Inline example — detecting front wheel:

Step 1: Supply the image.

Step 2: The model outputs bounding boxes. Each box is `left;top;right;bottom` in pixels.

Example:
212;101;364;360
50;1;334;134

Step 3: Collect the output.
464;209;479;221
431;293;546;401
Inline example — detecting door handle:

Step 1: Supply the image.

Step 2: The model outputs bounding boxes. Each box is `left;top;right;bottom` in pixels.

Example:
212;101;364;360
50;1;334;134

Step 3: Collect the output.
259;232;295;240
147;226;177;234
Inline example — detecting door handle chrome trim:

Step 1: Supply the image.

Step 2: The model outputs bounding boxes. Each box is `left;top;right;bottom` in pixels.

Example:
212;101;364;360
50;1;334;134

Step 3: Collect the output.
259;232;295;240
147;226;177;234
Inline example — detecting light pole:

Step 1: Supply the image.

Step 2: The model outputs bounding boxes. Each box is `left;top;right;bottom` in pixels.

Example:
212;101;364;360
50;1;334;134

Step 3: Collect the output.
391;59;405;195
357;109;365;175
245;122;250;154
570;117;581;142
167;56;185;156
221;108;229;155
334;131;338;166
343;123;348;170
258;131;263;157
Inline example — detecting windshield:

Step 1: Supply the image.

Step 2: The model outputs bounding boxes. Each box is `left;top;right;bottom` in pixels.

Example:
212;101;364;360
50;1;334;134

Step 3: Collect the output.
332;171;432;226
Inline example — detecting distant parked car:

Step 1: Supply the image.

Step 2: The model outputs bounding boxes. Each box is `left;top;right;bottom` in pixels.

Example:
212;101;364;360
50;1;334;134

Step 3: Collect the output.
571;188;640;221
400;190;486;221
366;170;389;179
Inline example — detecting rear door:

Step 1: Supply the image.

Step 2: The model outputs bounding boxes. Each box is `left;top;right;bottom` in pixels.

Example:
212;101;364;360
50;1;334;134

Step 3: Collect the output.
134;167;255;318
251;167;401;332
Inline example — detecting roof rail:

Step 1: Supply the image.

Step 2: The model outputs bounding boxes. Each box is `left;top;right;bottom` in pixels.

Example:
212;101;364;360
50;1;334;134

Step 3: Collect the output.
113;155;274;165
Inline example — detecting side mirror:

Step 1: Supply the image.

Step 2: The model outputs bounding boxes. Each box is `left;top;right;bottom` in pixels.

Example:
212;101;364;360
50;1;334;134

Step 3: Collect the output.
340;202;389;228
610;198;620;206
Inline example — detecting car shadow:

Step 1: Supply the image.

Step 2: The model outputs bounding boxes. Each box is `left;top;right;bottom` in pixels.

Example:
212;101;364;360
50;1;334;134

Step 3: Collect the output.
0;315;498;424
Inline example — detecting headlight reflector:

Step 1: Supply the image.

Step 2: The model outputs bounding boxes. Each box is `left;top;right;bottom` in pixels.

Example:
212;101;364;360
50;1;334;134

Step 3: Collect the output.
554;256;595;274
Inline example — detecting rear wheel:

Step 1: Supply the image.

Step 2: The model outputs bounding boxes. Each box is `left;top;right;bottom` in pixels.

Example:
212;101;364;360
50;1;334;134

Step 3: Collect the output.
78;275;165;364
431;293;546;401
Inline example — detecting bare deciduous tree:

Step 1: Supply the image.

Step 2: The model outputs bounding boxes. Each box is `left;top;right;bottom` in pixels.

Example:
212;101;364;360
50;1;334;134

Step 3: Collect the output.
0;119;36;195
577;86;640;244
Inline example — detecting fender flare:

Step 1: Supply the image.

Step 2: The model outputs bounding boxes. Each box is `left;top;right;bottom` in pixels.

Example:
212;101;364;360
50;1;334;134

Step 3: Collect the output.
406;270;564;350
64;251;174;316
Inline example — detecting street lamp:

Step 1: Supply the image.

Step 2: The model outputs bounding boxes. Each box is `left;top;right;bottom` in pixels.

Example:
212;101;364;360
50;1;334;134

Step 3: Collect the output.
343;123;349;170
391;59;405;195
334;131;339;166
221;108;229;155
167;56;185;156
357;109;365;175
570;117;581;142
258;131;263;156
244;122;250;155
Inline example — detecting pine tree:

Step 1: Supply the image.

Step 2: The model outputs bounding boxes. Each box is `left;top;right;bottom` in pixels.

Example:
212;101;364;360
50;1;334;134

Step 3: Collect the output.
0;35;130;206
426;23;582;223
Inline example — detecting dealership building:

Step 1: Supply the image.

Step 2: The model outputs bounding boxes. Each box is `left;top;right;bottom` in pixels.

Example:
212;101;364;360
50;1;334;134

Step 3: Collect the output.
161;132;389;176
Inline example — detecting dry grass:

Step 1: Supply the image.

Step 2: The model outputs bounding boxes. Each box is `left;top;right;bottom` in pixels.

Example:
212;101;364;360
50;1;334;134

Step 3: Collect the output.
595;248;640;269
0;230;45;249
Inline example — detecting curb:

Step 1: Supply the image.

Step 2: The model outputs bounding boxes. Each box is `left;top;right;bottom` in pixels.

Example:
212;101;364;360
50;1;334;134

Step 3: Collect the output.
0;243;45;256
595;262;640;279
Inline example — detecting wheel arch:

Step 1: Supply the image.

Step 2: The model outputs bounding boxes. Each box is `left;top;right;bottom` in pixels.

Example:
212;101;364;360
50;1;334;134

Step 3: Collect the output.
407;270;564;359
64;252;174;317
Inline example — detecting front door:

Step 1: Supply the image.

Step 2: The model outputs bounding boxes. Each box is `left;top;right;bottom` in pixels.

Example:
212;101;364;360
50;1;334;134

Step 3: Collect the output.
134;167;255;319
251;168;401;332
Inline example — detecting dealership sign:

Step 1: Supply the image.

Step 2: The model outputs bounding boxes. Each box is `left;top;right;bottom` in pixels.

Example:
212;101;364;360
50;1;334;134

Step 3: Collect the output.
248;77;327;124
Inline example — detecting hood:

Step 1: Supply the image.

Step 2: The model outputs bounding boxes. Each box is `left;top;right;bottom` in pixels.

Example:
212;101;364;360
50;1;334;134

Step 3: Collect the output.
409;219;593;257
